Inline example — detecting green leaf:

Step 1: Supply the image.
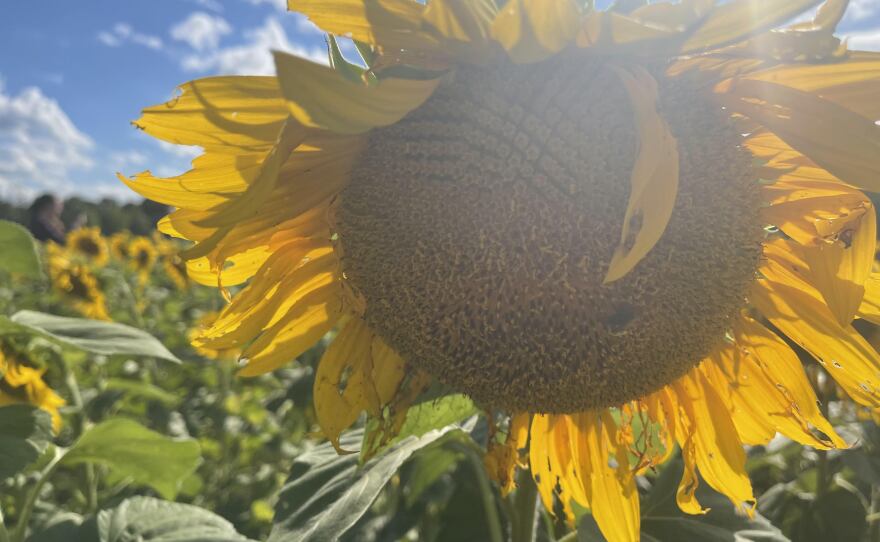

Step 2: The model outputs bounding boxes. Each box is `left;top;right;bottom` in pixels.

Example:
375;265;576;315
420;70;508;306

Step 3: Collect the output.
95;496;254;542
103;378;180;406
0;405;53;480
0;220;42;276
362;394;478;460
61;418;201;499
269;425;463;542
3;311;179;362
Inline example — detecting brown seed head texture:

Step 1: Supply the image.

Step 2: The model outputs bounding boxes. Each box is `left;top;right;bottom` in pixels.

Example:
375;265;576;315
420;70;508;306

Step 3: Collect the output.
336;54;763;413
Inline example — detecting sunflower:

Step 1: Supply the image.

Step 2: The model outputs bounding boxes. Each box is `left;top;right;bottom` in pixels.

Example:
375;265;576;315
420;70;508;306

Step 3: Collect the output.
67;227;109;265
128;236;158;283
123;0;880;539
0;347;65;431
109;231;132;260
48;250;110;321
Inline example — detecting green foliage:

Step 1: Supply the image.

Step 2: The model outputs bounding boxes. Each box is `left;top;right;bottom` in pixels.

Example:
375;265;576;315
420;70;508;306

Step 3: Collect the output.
0;221;41;277
2;311;179;362
95;497;254;542
0;406;52;480
2;216;880;542
270;426;464;542
61;419;201;500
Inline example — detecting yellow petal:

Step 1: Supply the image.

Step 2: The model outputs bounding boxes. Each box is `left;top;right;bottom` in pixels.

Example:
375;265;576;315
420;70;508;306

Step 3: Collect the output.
681;0;823;53
735;317;846;448
577;11;682;52
119;152;259;211
290;0;438;53
744;52;880;119
857;273;880;325
754;239;880;407
528;414;558;512
672;372;754;511
422;0;498;50
238;283;343;376
588;412;640;542
801;203;876;326
134;76;288;152
192;120;307;229
274;51;440;135
716;77;880;192
368;335;407;409
196;249;335;348
491;0;580;63
314;317;375;453
604;65;679;284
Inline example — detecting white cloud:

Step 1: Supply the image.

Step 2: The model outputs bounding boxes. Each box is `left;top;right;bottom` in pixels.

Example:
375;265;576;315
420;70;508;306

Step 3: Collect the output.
846;0;880;22
0;78;94;197
180;17;326;75
245;0;287;12
155;139;202;159
97;23;163;50
847;28;880;51
190;0;223;12
108;150;148;171
171;12;232;51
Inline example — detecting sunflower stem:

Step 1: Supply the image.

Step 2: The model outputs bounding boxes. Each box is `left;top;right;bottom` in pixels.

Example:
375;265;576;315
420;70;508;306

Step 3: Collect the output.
10;447;64;542
511;467;539;542
462;449;504;542
60;355;98;513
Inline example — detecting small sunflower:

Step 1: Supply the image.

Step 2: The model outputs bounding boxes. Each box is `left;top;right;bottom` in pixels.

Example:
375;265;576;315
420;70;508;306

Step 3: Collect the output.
124;1;880;539
128;236;158;282
48;251;110;321
67;227;109;265
0;347;65;431
109;231;132;260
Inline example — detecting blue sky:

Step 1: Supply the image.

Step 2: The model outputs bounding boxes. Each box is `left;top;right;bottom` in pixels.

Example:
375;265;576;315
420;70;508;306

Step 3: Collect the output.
0;1;878;202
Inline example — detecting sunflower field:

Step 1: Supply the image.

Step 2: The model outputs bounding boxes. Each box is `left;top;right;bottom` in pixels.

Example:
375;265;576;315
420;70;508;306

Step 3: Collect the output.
3;1;880;541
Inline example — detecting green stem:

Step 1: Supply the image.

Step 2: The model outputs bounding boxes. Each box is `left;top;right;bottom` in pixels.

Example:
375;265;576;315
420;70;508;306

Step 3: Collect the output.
511;467;539;542
60;356;97;513
869;485;880;542
0;505;10;542
556;532;578;542
462;448;504;542
10;448;64;542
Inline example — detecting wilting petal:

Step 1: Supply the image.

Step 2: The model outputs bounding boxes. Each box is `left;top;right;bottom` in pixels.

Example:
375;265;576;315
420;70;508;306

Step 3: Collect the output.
604;65;679;284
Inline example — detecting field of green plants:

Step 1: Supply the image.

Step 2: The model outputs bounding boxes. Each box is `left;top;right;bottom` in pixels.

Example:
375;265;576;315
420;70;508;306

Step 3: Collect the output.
0;220;878;542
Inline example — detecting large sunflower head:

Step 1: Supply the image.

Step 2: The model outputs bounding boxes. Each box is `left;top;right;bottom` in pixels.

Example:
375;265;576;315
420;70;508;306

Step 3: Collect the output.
124;0;880;539
67;227;109;266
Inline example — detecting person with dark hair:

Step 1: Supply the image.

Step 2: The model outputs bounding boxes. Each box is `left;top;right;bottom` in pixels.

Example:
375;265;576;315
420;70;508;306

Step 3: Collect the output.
27;194;67;244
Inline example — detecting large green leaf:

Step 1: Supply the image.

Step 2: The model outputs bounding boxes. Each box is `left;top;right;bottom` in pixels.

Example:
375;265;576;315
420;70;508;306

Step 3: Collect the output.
0;405;53;480
269;425;464;542
0;220;41;276
61;418;201;499
580;457;789;541
3;311;179;362
361;394;478;460
95;496;254;542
